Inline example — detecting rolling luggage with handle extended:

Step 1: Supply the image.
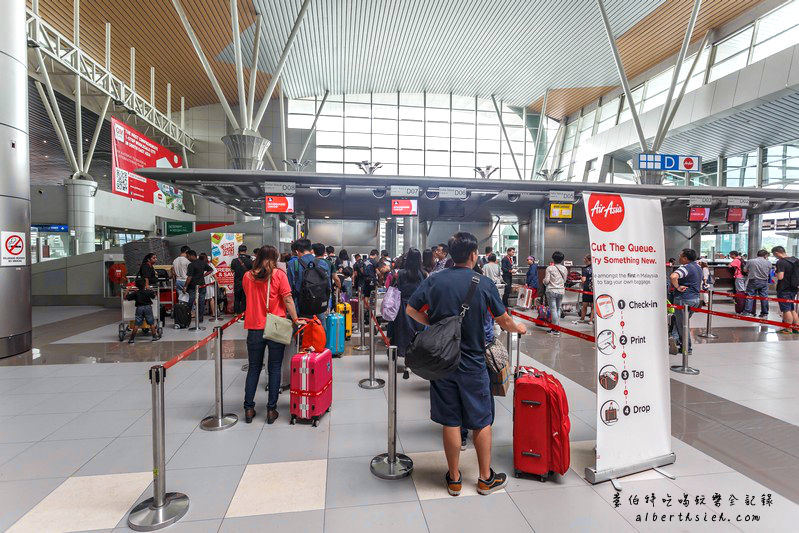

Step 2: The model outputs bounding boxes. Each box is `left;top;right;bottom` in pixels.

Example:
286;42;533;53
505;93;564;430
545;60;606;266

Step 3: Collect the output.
336;302;352;339
513;366;570;480
289;348;332;427
325;312;346;356
173;302;192;329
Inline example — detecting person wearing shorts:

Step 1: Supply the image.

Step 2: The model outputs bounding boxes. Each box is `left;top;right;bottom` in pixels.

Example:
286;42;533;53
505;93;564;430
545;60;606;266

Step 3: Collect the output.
407;232;526;497
772;246;799;333
125;278;157;344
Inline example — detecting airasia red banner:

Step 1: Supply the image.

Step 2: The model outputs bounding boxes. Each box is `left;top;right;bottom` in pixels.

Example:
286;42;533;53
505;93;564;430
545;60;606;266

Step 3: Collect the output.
110;117;184;210
265;195;294;213
391;199;418;216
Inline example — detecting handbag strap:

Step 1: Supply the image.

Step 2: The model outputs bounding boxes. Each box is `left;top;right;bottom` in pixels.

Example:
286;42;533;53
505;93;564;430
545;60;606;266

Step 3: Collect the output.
459;275;481;317
265;273;272;314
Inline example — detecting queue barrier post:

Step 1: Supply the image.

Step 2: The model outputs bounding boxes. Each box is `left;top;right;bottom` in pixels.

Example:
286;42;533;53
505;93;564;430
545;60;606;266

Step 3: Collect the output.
671;305;700;375
506;330;513;368
698;287;718;339
359;293;385;389
127;366;189;531
353;288;369;351
189;285;205;331
515;331;521;370
211;281;219;322
200;326;238;431
370;345;414;479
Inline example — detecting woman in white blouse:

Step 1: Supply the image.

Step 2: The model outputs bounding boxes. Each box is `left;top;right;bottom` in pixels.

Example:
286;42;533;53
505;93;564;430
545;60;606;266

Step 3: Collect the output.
542;251;569;335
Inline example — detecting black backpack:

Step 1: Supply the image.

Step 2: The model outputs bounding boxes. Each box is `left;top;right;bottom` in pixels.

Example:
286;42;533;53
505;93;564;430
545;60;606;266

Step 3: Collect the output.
299;260;331;315
173;302;192;328
786;257;799;290
406;275;480;380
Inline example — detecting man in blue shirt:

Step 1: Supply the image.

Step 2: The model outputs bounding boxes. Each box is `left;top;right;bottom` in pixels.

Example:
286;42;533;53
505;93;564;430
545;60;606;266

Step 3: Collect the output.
669;248;702;354
407;232;527;497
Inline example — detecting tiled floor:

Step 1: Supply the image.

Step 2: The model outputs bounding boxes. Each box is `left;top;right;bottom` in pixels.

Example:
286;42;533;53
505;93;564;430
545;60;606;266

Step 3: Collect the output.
0;305;796;532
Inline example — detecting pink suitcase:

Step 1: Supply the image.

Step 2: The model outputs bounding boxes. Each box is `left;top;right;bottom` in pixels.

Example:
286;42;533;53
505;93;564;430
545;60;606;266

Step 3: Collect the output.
289;348;332;427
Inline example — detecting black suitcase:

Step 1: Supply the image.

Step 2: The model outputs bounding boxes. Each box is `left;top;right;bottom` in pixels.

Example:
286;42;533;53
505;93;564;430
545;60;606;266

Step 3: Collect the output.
173;302;192;328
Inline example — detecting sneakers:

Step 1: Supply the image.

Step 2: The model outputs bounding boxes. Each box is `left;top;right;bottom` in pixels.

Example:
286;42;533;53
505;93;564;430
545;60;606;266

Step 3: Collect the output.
446;471;462;496
777;328;793;334
461;438;467;451
128;337;135;344
548;329;561;336
477;469;508;495
668;337;678;355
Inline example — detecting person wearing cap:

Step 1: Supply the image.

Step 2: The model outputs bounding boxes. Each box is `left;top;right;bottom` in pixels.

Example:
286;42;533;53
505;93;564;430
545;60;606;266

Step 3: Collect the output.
525;256;539;300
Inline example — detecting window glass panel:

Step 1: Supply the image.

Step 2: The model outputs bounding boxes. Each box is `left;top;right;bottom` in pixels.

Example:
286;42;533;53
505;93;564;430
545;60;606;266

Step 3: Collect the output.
373;118;397;135
373;133;398;148
316;130;343;145
372;148;397;164
317;115;343;131
755;1;799;43
345;132;370;147
399;149;424;164
399;106;424;121
452;95;475;110
451;166;475;178
426;121;449;137
345;117;370;133
714;27;754;63
375;164;397;174
426;93;449;108
315;162;343;173
399;93;424;106
476;124;500;140
373;105;397;119
372;93;397;105
288;114;314;129
451;123;475;138
476;111;498;124
452;110;475;123
752;25;799;62
426;151;449;166
401;164;424;175
451;137;474;151
399;120;424;136
316;147;343;161
288;98;316;114
346;93;370;104
451;151;475;165
426;136;449;150
476;139;499;152
709;52;748;82
426;107;449;122
399;135;423;149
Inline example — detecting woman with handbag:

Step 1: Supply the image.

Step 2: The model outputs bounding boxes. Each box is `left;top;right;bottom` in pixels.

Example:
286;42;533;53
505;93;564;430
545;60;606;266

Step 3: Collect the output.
392;248;427;376
242;245;305;424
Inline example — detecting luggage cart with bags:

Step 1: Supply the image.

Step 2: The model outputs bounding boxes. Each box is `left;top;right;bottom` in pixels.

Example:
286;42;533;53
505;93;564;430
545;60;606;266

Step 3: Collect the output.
118;279;163;341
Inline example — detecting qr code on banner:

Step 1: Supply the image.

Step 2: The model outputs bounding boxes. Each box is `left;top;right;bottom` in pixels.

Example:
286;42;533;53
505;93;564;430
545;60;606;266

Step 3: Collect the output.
114;168;129;194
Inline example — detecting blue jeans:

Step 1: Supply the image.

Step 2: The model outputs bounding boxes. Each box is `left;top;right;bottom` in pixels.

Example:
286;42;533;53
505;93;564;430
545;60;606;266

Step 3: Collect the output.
244;329;286;410
546;291;563;327
186;287;206;323
744;279;769;315
671;296;699;351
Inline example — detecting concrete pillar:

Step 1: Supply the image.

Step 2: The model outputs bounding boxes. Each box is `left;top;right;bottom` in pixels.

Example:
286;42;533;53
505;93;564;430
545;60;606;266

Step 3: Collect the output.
65;178;98;255
403;217;420;252
690;230;701;254
747;213;762;258
517;219;531;261
0;0;32;357
262;214;280;247
530;208;545;261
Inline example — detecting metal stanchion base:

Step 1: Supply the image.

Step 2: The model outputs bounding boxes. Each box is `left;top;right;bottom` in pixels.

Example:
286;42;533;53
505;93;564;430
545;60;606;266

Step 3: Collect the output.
127;492;189;531
670;364;700;375
370;453;414;479
353;345;369;352
188;327;206;331
200;414;238;431
359;377;385;389
698;331;718;338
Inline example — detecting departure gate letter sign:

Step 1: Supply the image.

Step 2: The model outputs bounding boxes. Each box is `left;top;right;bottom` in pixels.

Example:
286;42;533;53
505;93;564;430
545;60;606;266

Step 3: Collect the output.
583;193;673;481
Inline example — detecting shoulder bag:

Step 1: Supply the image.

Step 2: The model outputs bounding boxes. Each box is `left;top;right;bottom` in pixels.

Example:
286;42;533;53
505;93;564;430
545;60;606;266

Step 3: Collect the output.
263;273;294;345
406;275;480;380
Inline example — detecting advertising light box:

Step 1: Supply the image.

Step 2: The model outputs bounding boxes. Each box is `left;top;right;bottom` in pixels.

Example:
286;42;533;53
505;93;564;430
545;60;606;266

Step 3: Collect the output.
548;203;573;220
391;199;418;216
688;207;710;222
726;207;748;223
265;195;295;213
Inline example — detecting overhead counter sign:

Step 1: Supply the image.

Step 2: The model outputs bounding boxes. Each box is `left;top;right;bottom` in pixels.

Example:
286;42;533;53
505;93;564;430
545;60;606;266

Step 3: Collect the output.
261;181;296;196
636;153;701;173
390;185;419;198
548;190;575;203
265;195;294;213
438;187;468;200
391;199;418;216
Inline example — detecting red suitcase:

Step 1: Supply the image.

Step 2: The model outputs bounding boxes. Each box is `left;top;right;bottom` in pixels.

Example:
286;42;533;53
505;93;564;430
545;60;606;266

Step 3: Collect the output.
512;366;570;480
289;348;332;427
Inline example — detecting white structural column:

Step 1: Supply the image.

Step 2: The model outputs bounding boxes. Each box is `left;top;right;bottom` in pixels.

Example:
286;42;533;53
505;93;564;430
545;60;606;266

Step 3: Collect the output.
66;179;98;255
0;0;32;356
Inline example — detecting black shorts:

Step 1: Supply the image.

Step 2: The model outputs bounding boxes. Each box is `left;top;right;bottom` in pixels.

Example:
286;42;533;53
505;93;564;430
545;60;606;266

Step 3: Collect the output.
430;367;495;430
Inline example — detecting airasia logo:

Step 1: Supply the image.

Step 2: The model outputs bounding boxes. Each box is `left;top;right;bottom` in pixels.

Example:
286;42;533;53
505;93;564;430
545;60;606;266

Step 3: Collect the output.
588;194;625;232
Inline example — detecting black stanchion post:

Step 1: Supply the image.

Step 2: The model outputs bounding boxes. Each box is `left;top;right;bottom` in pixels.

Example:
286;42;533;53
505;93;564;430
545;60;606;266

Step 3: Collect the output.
201;326;238;430
671;305;700;375
189;285;205;331
127;366;189;531
699;288;718;339
354;288;368;351
359;297;385;390
371;345;413;479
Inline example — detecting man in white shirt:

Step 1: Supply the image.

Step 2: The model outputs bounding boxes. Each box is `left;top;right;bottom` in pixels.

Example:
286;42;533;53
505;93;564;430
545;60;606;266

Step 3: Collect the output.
171;245;191;292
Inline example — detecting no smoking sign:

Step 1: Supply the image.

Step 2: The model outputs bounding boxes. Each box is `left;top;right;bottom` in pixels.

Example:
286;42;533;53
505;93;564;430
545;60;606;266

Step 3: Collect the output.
1;231;26;266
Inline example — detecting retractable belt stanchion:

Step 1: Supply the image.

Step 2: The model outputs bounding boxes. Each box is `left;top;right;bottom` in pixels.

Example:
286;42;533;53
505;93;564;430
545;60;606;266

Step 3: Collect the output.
127;366;189;531
211;280;219;322
515;332;521;369
189;285;205;331
671;305;700;375
201;326;238;430
371;345;414;479
354;288;369;351
359;293;385;389
698;287;718;339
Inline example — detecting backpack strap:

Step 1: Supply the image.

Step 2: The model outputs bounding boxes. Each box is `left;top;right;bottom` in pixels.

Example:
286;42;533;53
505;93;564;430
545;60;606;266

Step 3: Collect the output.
460;275;481;317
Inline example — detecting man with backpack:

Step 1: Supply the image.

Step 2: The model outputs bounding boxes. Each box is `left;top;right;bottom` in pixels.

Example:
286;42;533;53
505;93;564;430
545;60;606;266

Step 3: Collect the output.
772;246;799;333
230;244;253;314
743;249;772;318
406;232;526;497
362;249;379;297
289;239;332;319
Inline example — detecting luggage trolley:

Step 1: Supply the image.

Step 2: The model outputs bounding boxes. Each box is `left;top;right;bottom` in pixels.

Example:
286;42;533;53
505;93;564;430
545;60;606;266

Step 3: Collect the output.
118;277;164;341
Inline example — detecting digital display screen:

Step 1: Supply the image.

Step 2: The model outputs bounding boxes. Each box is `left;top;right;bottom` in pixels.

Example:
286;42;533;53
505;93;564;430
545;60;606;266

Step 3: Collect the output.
391;199;418;216
688;207;710;222
726;207;747;223
264;195;294;213
548;203;573;219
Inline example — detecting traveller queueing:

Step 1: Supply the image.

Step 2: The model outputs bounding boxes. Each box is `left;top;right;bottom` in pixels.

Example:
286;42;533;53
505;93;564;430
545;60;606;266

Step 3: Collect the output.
242;245;304;424
525;255;539;301
171;246;190;292
729;250;746;294
406;232;527;497
125;278;157;344
743;249;772;317
482;253;502;286
391;248;427;372
542;251;568;335
771;246;799;333
137;253;159;289
231;244;253;314
669;248;703;354
183;250;213;326
576;254;593;323
500;247;516;306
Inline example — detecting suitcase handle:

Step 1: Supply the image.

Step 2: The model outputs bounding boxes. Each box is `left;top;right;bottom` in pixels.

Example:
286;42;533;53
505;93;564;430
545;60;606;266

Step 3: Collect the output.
521;400;542;406
521;451;541;458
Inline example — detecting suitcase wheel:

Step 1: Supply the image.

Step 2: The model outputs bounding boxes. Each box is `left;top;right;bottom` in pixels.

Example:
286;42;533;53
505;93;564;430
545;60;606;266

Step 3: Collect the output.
514;470;521;479
290;415;296;425
312;417;319;427
118;324;126;342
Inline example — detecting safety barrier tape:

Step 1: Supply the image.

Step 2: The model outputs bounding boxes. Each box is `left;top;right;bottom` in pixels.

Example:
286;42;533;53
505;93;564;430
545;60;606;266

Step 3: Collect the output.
509;309;596;342
706;289;799;305
667;303;798;331
162;312;244;369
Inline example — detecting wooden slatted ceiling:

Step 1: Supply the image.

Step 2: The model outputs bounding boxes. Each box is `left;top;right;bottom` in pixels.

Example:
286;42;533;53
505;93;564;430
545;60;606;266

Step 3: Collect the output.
534;0;768;120
27;0;275;113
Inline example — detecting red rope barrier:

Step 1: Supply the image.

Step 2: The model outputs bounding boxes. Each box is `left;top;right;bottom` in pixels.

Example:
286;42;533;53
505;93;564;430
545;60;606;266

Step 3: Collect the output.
162;312;244;369
510;310;596;342
365;301;391;348
708;289;799;305
565;287;593;295
667;303;798;330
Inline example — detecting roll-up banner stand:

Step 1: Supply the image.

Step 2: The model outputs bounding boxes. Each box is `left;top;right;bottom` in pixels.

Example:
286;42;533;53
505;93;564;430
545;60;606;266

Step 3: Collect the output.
582;193;675;484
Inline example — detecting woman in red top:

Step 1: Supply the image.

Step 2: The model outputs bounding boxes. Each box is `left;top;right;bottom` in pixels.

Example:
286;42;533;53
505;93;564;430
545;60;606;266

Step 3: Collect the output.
242;245;303;424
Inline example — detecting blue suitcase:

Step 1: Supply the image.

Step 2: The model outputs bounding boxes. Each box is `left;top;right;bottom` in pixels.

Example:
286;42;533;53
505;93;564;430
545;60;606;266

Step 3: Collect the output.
325;312;345;356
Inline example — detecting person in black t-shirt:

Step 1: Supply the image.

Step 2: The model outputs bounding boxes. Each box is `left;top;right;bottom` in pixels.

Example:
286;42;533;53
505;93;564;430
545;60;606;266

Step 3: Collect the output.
772;245;799;332
137;253;159;289
125;278;157;343
231;245;253;314
183;250;213;324
500;247;516;306
407;232;526;497
577;254;593;323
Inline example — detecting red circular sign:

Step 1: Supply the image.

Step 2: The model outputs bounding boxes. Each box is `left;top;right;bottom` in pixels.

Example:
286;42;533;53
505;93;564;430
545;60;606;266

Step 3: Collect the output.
683;157;694;170
4;235;23;255
587;193;625;232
